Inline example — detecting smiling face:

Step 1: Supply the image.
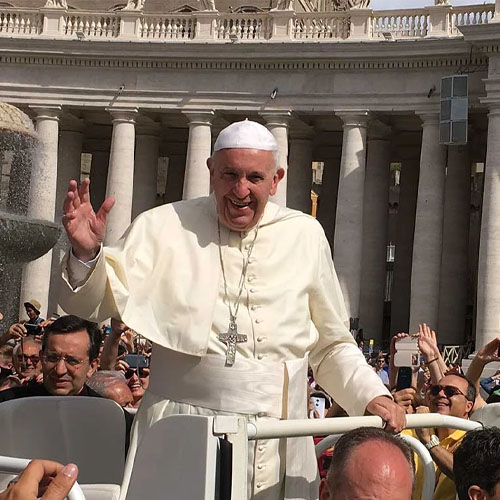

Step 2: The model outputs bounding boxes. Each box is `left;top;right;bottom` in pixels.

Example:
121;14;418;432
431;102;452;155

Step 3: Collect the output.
428;374;474;418
207;148;284;232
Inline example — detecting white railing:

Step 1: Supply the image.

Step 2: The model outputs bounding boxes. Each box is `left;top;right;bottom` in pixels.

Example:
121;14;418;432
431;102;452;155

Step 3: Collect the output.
451;4;494;35
0;3;496;42
215;14;272;40
293;12;349;40
0;9;42;36
64;13;120;38
372;9;428;38
139;15;196;39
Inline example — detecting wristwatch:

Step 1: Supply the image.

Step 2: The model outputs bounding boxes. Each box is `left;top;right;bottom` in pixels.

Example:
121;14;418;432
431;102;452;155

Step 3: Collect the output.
425;435;440;450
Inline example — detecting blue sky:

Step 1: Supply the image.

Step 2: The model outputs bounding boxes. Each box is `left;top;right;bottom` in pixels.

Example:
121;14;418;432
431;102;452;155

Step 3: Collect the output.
371;0;488;8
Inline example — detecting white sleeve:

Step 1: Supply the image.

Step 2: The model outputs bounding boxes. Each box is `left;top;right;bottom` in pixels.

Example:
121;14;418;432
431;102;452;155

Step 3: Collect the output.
67;248;102;289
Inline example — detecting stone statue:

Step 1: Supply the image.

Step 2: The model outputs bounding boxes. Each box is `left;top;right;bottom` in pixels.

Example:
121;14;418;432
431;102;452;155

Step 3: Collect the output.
123;0;145;10
271;0;294;11
198;0;217;10
44;0;68;7
331;0;369;9
434;0;449;4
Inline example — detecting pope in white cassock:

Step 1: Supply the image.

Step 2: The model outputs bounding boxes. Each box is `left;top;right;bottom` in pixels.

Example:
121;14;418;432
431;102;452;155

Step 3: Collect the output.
58;120;405;500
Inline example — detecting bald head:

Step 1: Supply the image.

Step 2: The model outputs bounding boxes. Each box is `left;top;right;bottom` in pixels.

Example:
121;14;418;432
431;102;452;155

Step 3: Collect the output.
320;428;414;500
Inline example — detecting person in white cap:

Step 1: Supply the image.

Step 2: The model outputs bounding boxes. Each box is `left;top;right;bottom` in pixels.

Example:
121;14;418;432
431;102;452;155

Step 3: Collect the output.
58;120;404;500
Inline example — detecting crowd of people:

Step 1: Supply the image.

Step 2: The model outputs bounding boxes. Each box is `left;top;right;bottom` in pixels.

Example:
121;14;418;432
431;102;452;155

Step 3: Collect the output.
0;298;498;499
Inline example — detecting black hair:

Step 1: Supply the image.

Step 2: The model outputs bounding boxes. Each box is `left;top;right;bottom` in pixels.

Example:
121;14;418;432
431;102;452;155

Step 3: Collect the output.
454;428;500;500
442;372;477;403
326;427;415;492
42;315;102;361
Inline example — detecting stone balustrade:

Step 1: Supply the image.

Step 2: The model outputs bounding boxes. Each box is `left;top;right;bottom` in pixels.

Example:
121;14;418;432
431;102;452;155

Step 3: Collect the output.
0;3;494;42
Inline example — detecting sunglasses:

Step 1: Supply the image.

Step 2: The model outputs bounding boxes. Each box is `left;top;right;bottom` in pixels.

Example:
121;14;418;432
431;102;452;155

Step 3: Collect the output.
429;384;467;399
125;368;149;379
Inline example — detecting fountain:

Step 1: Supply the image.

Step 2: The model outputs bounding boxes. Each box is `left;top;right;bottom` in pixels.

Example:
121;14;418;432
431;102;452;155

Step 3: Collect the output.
0;102;62;325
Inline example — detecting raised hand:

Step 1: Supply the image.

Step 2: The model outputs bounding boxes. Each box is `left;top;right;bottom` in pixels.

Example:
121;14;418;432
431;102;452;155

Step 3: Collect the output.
62;179;114;262
475;337;500;365
417;323;439;361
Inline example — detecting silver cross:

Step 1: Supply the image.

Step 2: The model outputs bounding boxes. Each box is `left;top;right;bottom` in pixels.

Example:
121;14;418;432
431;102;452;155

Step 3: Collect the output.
219;321;247;366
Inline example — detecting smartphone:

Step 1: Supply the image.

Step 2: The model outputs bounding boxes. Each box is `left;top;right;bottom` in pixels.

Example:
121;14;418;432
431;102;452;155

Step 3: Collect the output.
124;354;149;369
24;323;42;335
310;396;326;418
396;366;413;391
394;337;419;368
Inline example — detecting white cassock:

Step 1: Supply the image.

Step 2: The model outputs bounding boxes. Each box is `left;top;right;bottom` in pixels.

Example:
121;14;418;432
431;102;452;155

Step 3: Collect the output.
59;194;391;500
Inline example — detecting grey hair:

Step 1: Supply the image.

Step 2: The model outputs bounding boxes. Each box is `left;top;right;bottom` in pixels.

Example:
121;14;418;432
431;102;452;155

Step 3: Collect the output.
209;149;280;172
13;336;41;356
87;370;126;397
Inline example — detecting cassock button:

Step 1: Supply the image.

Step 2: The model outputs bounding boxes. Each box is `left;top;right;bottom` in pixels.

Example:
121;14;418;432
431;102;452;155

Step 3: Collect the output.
256;483;263;489
258;446;265;452
257;412;266;417
257;336;264;342
250;288;256;293
248;276;256;282
257;354;264;360
251;305;259;311
255;318;262;324
257;464;265;470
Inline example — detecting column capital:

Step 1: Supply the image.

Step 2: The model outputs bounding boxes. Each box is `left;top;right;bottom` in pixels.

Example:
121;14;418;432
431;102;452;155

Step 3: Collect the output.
60;113;85;133
259;110;292;127
337;110;370;128
487;102;500;117
290;125;314;141
29;105;62;122
106;107;139;123
417;112;440;126
367;120;391;141
182;110;215;126
136;122;161;136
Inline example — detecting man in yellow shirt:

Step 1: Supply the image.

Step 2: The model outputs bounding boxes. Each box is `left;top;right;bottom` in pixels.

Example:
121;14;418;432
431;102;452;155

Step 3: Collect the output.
409;372;476;500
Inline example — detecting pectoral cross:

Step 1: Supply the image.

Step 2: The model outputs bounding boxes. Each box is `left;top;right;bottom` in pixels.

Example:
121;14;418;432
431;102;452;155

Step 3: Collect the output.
219;320;247;366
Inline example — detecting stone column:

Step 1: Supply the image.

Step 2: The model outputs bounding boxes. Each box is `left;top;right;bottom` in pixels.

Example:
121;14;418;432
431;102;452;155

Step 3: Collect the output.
287;127;314;213
89;145;110;213
165;155;187;203
316;157;341;248
438;145;470;344
409;113;447;332
104;108;138;245
334;111;369;320
20;106;61;319
476;105;500;348
390;158;420;336
182;111;214;200
261;111;291;207
359;125;391;345
133;124;160;219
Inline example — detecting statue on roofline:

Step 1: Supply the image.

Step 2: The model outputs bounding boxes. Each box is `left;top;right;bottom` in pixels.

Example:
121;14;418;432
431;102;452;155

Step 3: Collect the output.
198;0;217;10
434;0;450;5
44;0;68;7
123;0;146;10
331;0;369;8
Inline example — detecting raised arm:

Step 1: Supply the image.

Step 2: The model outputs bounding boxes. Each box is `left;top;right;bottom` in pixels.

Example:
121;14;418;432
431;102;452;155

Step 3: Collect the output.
62;178;114;262
417;323;446;384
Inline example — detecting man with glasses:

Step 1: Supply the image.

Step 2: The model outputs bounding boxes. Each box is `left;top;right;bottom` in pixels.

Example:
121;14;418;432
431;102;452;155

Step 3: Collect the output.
12;337;42;383
0;315;101;401
409;372;476;500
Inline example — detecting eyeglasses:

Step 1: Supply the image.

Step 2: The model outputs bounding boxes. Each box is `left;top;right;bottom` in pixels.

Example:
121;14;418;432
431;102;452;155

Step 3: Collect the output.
17;355;40;364
429;384;468;399
41;353;86;368
125;368;149;379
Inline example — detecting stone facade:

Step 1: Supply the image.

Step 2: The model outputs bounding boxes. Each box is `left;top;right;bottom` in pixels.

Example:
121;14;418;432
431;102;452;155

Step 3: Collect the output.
0;1;499;351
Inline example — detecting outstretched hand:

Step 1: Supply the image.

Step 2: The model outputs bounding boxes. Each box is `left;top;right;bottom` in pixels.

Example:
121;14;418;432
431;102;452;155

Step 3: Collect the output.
417;323;439;361
62;179;114;262
365;395;406;433
475;337;500;366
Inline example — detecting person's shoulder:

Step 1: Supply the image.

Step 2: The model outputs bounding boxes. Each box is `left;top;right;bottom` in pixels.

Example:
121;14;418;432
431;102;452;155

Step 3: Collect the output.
0;383;38;402
132;196;214;225
268;202;325;237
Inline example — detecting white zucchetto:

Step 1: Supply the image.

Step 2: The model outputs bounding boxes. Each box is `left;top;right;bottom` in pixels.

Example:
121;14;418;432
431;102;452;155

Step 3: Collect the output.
213;119;278;152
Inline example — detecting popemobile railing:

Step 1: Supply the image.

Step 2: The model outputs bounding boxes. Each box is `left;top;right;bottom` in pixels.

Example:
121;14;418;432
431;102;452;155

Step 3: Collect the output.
219;413;482;500
0;455;85;500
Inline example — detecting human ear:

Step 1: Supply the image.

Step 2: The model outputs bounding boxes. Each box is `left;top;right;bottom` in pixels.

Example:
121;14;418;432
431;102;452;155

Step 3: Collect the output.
468;485;487;500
